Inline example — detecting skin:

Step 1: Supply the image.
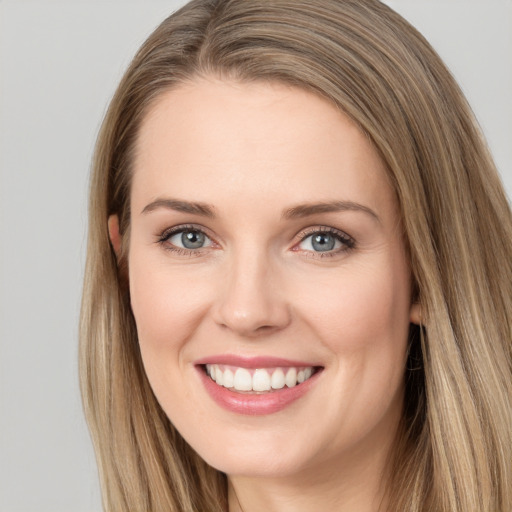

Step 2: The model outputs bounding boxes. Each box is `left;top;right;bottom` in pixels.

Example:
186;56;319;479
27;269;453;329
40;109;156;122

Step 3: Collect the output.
109;77;420;512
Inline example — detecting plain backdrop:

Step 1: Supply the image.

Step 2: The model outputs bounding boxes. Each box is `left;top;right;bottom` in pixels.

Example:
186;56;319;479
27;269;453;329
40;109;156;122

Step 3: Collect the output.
0;1;510;510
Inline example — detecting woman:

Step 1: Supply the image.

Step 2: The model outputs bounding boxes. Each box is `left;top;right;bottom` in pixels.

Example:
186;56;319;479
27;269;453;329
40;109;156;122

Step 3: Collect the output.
79;0;512;510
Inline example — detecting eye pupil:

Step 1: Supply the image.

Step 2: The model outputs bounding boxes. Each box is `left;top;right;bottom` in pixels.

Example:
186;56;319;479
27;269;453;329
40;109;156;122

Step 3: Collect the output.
312;233;335;252
181;230;205;249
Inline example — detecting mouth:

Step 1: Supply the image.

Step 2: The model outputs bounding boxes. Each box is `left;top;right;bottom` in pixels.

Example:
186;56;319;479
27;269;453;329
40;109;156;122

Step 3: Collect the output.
203;364;319;393
194;357;324;415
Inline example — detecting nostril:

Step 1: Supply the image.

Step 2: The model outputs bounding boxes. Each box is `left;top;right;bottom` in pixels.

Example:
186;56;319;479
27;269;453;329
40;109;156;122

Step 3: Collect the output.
255;324;278;332
214;303;292;337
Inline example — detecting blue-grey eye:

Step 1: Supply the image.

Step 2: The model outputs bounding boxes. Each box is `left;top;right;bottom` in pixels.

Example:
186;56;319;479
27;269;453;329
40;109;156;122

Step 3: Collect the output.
169;229;211;249
299;231;343;252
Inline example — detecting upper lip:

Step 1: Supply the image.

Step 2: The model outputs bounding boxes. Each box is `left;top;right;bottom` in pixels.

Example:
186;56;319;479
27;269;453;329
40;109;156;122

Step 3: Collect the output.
194;354;321;369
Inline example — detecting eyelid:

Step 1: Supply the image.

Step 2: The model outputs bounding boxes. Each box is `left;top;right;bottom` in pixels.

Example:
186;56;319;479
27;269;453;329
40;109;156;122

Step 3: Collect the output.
157;223;217;254
293;226;355;255
158;223;207;240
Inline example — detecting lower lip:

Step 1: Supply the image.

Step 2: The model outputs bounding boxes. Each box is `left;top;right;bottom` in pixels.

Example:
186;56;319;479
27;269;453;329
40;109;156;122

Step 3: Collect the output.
196;366;322;416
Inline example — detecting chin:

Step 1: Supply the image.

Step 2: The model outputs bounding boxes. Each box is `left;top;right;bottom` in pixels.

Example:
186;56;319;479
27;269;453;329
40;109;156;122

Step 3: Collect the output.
184;424;323;479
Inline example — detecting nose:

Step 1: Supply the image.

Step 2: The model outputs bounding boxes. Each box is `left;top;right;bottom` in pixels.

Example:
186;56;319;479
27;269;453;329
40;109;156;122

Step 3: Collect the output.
213;248;291;337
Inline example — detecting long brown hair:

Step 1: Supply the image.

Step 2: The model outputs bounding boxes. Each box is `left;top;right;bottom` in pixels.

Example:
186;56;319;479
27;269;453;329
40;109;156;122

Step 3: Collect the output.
80;1;512;510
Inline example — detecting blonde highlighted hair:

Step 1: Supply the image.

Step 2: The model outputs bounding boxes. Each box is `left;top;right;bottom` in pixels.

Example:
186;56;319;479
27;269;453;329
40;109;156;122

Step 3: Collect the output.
80;1;512;510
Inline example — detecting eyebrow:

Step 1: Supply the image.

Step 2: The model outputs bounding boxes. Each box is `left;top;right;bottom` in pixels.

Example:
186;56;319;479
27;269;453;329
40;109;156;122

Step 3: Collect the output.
141;197;379;223
141;198;215;217
282;200;380;222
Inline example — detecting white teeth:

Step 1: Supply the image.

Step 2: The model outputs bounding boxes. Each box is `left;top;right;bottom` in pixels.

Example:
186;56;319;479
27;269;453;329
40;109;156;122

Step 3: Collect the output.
215;366;224;386
253;369;271;391
285;368;297;388
223;368;234;388
206;364;315;392
271;368;285;389
233;368;252;391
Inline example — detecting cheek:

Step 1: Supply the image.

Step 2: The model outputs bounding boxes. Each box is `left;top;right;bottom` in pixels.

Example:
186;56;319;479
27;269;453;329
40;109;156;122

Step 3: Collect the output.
294;254;412;372
291;258;412;447
127;255;218;424
128;251;213;370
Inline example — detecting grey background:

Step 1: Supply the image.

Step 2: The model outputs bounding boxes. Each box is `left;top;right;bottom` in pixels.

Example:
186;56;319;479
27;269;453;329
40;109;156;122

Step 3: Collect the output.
0;1;510;511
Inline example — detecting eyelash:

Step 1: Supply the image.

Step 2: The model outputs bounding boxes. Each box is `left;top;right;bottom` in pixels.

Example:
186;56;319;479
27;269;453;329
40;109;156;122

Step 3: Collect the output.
156;224;356;258
157;224;213;257
294;226;355;258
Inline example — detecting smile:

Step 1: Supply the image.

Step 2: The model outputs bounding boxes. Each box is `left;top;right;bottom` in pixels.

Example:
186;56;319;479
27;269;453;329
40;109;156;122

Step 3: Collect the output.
195;357;323;415
205;364;315;392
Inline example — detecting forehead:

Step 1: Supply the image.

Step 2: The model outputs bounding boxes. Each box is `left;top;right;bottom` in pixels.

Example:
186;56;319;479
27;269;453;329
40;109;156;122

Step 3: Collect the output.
131;78;395;219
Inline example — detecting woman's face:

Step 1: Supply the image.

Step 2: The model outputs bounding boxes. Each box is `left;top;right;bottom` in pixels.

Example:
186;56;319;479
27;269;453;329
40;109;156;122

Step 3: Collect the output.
118;78;419;480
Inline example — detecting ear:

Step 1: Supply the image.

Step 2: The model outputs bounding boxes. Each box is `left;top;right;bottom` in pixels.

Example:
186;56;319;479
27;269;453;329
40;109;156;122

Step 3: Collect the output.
108;215;122;259
409;302;422;326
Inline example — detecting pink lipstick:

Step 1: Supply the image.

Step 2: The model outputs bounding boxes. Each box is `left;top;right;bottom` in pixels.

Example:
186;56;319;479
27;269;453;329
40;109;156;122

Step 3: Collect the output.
195;355;323;415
